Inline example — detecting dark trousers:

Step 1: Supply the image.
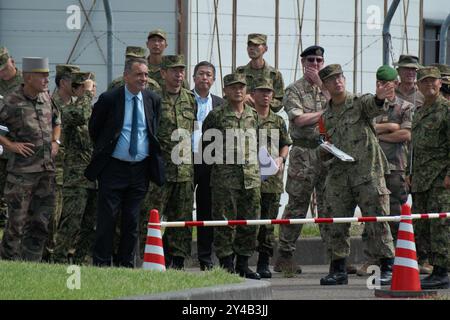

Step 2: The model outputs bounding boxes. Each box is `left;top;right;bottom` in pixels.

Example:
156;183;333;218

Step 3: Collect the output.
93;158;149;268
194;163;214;265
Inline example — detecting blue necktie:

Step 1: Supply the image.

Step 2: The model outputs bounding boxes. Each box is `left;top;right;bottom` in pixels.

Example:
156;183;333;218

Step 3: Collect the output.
129;96;139;157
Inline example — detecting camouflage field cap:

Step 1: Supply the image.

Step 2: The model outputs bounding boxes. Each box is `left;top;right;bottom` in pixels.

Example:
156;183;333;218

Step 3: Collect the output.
22;57;49;73
300;45;324;57
147;29;167;41
71;71;94;84
55;64;80;78
417;66;441;82
0;47;11;70
431;63;450;76
376;65;398;81
125;46;146;58
394;54;420;69
223;73;246;87
319;64;343;81
253;77;273;91
161;55;186;69
248;33;267;45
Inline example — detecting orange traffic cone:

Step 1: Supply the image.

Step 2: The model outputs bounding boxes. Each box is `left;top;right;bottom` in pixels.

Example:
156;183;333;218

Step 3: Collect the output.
142;209;166;271
375;203;436;298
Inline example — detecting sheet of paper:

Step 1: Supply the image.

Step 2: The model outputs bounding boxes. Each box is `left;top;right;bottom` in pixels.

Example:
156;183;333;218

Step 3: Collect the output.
258;146;279;181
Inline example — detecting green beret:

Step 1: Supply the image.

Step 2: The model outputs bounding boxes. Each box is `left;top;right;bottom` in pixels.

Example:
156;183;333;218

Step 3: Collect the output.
376;65;398;81
319;64;343;81
248;33;267;45
253;77;273;91
0;47;11;70
417;67;441;82
223;73;247;87
301;45;324;57
161;55;186;69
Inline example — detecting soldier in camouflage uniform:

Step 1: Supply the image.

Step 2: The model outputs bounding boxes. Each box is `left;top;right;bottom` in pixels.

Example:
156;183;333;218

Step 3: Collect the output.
0;47;23;230
432;64;450;101
108;46;160;92
236;33;285;113
139;55;195;269
319;64;395;286
0;57;60;261
274;46;331;275
202;73;261;280
42;64;80;262
358;66;413;276
53;71;97;265
406;67;450;289
252;77;292;278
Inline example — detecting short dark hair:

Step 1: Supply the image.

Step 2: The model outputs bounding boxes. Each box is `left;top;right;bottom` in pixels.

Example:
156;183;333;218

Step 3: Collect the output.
193;61;216;79
124;57;148;73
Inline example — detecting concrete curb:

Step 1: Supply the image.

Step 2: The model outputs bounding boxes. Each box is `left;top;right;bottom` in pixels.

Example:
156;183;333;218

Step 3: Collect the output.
121;279;272;300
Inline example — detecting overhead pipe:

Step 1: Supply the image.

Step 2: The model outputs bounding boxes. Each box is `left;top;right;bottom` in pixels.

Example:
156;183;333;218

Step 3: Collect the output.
439;14;450;64
383;0;400;65
103;0;113;86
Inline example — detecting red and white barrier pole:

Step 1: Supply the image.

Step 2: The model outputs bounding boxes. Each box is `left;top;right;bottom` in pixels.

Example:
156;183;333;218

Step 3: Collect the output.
149;212;450;228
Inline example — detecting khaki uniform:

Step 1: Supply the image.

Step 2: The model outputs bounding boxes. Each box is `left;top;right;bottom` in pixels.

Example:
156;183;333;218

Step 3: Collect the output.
0;86;59;261
53;92;97;264
395;86;424;109
139;87;196;260
257;110;291;256
279;78;329;257
322;93;395;261
202;102;261;258
409;95;450;269
236;60;285;112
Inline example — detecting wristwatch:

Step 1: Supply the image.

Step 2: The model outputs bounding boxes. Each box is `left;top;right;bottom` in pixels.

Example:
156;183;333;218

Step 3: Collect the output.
53;139;61;145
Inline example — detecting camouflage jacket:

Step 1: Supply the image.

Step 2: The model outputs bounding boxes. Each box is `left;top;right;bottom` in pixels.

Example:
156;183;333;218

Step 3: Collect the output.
236;60;285;112
409;95;450;193
0;86;60;173
202;102;260;190
158;87;196;182
0;69;22;97
258;110;292;193
108;75;161;93
51;90;76;185
322;92;390;187
283;77;327;146
148;63;189;89
374;97;413;171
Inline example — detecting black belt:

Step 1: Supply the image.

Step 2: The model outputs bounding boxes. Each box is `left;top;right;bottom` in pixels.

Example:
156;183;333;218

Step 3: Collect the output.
111;157;146;166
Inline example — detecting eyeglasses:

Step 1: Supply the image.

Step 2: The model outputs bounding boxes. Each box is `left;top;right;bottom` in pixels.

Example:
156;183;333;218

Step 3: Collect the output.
306;57;324;63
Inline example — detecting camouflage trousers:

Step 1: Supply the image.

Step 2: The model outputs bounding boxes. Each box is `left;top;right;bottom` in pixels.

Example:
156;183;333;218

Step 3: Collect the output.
211;186;261;258
139;181;194;259
42;184;63;261
324;176;395;261
278;146;330;256
0;171;56;261
412;180;450;269
0;158;8;228
53;187;97;264
257;193;280;256
362;171;409;261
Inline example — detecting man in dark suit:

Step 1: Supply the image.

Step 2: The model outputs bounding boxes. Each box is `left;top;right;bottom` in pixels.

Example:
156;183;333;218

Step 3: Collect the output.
85;57;162;267
192;61;224;270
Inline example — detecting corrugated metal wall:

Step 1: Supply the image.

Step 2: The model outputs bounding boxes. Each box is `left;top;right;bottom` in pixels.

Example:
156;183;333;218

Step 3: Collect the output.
0;0;186;92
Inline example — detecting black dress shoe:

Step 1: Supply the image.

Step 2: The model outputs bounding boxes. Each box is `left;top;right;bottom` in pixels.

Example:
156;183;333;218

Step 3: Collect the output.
320;272;348;285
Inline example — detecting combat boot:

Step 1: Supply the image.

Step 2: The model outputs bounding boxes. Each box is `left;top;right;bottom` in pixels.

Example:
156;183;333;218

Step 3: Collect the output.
256;252;272;278
420;266;450;289
320;258;348;285
171;256;185;270
273;252;302;274
235;255;261;280
378;258;393;286
219;255;235;274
